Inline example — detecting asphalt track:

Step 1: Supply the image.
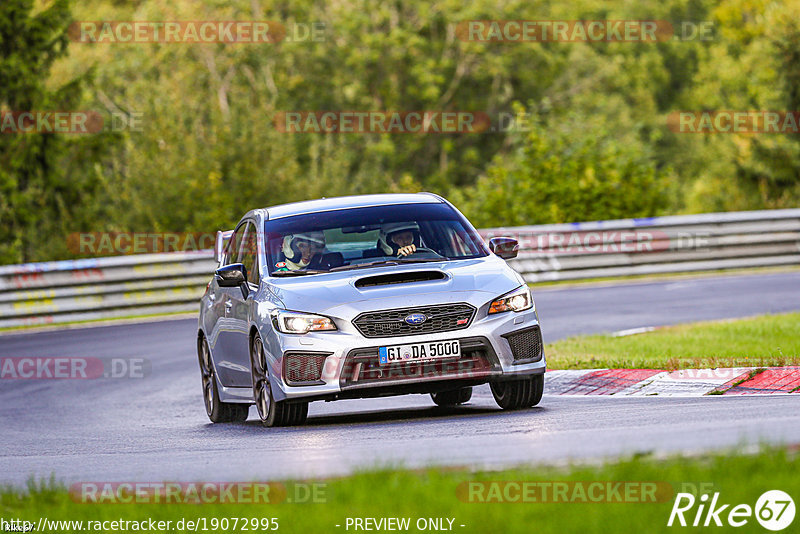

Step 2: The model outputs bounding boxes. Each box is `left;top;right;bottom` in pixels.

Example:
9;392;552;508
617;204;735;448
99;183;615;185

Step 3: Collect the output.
1;271;799;486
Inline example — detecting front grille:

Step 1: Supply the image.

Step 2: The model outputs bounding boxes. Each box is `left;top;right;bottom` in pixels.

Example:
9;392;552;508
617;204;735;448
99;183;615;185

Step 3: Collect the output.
353;303;476;338
340;337;500;388
283;352;331;385
503;326;544;363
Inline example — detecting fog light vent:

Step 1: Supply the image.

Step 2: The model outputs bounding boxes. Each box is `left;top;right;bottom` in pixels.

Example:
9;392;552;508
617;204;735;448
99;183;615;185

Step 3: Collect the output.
283;352;330;385
503;327;543;363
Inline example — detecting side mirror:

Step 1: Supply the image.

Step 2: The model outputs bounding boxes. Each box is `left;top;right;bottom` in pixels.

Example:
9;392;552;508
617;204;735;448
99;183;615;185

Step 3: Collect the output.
488;237;519;260
215;263;246;287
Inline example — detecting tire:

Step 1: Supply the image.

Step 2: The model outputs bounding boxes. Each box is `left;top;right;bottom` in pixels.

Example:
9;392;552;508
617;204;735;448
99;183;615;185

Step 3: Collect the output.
198;335;249;423
490;374;544;410
251;334;309;427
431;387;473;406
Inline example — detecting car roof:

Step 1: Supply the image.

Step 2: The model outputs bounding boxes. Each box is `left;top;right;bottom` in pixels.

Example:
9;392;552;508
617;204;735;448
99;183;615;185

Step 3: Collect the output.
252;193;445;220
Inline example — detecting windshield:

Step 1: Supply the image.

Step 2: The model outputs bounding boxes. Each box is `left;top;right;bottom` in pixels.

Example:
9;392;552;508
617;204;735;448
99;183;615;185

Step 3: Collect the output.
263;202;488;275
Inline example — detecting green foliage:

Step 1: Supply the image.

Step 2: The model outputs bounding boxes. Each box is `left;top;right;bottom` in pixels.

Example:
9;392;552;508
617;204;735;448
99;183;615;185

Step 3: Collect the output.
2;0;800;263
453;106;669;227
0;0;117;263
679;0;800;211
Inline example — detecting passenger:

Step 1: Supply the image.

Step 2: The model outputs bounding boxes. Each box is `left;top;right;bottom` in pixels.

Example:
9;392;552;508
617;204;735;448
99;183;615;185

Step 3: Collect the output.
281;232;326;270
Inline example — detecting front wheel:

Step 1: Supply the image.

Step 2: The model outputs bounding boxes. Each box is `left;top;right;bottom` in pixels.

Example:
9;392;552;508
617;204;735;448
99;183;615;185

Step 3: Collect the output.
251;334;308;427
490;374;544;410
198;336;249;423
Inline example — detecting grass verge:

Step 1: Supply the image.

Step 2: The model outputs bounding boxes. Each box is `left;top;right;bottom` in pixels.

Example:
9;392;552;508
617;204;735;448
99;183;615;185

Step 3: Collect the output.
1;447;797;534
546;312;800;370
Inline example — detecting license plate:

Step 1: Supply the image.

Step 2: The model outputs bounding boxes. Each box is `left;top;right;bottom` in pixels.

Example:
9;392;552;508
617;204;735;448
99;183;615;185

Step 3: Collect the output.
378;340;461;365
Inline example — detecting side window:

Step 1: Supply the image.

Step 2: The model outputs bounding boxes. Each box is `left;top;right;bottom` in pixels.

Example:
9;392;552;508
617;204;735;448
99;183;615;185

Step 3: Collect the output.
224;224;246;265
239;222;260;285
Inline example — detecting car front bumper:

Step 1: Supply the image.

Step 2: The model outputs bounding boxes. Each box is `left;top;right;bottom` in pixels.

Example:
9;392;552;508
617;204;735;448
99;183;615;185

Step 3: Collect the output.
266;308;546;403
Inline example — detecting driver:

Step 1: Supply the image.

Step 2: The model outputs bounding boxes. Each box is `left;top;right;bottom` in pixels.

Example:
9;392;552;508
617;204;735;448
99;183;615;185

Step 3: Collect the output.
378;222;422;257
281;232;326;270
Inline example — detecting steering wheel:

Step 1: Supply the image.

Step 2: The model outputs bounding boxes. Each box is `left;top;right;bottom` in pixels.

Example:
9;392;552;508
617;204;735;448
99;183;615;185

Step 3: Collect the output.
399;246;441;257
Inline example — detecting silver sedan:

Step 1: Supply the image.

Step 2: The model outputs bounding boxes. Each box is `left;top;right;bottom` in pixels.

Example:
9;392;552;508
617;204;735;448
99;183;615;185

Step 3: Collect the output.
197;193;545;426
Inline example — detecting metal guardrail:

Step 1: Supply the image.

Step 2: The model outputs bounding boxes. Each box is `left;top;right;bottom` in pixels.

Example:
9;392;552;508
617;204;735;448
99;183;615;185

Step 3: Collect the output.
483;208;800;283
1;209;798;328
0;253;217;328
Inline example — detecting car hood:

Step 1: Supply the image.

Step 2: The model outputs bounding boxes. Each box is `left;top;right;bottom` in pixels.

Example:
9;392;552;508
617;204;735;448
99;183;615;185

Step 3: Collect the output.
265;257;524;319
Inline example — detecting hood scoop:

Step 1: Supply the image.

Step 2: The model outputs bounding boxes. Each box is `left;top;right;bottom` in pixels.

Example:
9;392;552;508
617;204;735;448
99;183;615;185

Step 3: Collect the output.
355;271;447;289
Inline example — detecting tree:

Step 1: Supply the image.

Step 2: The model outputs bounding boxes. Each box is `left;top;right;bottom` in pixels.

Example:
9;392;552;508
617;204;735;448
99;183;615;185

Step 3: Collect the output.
452;107;669;227
0;0;112;262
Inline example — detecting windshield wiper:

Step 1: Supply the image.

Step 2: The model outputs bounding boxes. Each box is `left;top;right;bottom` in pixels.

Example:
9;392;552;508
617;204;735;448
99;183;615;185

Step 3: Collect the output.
270;269;326;277
395;258;446;263
329;260;399;272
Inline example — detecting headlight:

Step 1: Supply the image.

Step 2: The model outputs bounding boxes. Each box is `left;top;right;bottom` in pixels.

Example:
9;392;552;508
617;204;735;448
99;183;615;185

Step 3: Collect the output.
273;310;337;334
488;286;533;314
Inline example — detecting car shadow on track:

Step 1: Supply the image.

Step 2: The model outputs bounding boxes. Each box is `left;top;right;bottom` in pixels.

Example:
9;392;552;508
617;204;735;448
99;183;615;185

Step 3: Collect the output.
195;403;546;432
303;404;504;427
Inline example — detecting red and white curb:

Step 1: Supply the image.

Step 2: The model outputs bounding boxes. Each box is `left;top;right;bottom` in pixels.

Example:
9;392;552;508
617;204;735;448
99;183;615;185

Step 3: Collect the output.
545;367;800;396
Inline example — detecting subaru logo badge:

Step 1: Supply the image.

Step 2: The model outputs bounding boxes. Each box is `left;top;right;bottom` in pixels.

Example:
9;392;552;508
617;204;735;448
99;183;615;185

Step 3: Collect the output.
404;313;427;325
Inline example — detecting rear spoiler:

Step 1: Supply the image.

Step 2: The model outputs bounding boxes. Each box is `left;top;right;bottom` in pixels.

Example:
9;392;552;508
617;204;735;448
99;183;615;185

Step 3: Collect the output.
214;230;233;264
